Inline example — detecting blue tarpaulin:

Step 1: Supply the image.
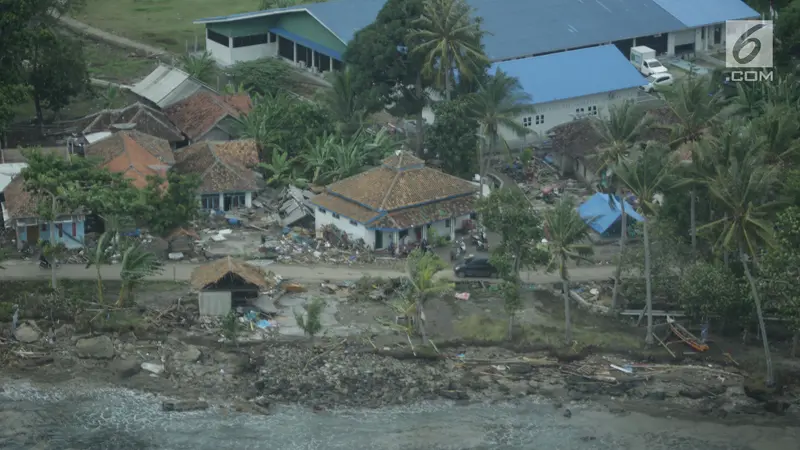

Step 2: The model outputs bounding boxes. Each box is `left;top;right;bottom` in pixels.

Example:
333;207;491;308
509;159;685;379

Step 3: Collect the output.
578;193;644;234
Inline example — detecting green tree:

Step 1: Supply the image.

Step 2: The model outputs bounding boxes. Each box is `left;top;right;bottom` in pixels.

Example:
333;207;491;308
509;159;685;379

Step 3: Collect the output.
138;172;201;236
542;198;594;344
590;100;652;310
468;71;535;199
614;143;676;346
116;239;163;306
259;150;295;187
477;188;545;277
699;143;781;384
227;57;293;95
294;297;327;340
679;262;749;329
773;0;800;69
318;67;368;137
28;32;89;129
344;0;428;153
86;231;114;303
499;279;522;339
426;97;478;178
410;0;488;101
180;51;216;83
405;249;452;343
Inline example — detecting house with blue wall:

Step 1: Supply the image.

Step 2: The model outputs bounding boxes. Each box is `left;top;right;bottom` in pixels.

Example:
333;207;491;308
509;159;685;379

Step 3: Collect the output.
1;176;86;250
309;151;478;249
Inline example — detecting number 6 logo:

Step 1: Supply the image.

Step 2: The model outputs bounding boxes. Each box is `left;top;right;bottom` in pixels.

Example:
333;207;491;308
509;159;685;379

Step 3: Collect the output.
732;23;765;65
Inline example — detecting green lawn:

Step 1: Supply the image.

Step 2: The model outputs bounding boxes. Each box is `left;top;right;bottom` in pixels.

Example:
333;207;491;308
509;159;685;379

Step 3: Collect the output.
81;38;159;83
75;0;272;54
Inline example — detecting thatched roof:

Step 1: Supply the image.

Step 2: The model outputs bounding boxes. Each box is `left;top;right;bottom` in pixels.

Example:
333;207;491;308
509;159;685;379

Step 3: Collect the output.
190;256;272;290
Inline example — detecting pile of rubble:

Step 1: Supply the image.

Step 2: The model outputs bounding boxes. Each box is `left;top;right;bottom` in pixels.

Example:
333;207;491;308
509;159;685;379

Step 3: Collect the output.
499;155;590;210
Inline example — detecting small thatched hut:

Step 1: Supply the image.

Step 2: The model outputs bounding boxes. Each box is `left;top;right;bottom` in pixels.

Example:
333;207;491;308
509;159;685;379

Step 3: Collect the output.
191;256;273;316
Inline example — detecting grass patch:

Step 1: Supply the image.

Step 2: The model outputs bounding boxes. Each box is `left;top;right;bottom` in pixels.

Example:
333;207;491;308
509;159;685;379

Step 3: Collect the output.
81;38;159;83
11;90;138;128
75;0;283;53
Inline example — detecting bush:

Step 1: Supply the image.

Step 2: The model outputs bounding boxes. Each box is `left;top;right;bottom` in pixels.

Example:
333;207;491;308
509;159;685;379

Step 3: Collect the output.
294;297;326;338
679;262;751;329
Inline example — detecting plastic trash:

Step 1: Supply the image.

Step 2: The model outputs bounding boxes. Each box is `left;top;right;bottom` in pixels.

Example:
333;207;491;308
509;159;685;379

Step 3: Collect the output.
256;320;271;329
455;292;470;301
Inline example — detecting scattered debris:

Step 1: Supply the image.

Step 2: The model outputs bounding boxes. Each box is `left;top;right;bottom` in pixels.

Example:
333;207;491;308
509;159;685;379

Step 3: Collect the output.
142;362;165;374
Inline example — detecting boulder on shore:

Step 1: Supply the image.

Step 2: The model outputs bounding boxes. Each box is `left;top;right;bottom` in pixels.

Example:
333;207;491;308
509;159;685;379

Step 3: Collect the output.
14;323;41;343
75;336;115;359
109;358;141;378
162;400;209;412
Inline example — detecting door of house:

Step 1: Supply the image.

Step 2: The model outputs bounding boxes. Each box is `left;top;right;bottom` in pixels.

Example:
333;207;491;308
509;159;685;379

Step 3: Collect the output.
375;230;383;249
714;26;722;45
414;227;422;241
26;225;39;244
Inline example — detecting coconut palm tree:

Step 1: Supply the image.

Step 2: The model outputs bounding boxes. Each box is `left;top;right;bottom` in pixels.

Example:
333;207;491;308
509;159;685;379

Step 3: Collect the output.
614;142;676;346
699;145;781;385
467;70;535;198
661;75;725;259
86;231;114;304
590;100;652;311
116;240;163;306
409;0;488;101
180;51;216;83
543;198;594;344
318;67;368;137
405;249;452;343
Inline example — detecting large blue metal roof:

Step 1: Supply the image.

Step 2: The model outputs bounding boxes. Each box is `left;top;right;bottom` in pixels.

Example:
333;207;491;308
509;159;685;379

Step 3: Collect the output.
649;0;759;28
491;45;648;105
194;0;755;60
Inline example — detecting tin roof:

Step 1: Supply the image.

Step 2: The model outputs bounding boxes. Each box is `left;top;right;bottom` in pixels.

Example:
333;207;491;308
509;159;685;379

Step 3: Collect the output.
649;0;758;28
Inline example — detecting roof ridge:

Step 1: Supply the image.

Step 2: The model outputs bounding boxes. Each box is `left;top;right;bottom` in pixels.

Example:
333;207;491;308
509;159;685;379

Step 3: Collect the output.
377;169;402;211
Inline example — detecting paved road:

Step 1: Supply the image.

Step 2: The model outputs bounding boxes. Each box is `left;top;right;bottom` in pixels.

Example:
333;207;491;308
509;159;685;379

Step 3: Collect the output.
0;261;616;284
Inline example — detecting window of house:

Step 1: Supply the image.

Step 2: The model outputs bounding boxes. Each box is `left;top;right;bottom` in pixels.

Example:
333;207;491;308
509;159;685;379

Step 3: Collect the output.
534;114;544;125
232;34;269;48
445;219;451;228
332;213;341;219
207;29;229;47
318;207;326;214
224;192;246;209
522;116;532;127
349;220;358;226
201;194;220;210
575;107;585;114
41;223;47;231
268;32;277;43
588;105;598;115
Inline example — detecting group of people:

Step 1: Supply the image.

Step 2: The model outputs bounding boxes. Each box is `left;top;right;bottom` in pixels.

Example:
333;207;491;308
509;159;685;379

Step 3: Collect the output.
386;236;430;257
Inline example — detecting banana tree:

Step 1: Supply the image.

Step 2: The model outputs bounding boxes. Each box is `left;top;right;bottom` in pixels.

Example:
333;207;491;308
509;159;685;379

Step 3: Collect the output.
116;240;163;306
85;231;114;304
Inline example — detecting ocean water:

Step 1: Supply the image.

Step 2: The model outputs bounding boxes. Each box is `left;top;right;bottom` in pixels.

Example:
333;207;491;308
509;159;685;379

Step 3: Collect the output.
0;380;796;450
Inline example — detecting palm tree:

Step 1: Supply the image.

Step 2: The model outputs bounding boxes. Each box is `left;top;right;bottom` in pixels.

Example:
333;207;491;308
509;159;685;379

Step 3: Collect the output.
614;143;676;346
543;198;594;344
240;92;294;159
590;100;652;311
116;240;163;306
180;51;216;83
699;146;781;385
468;70;535;198
259;150;295;187
752;103;800;165
661;74;725;259
318;68;367;137
410;0;488;101
86;231;114;304
405;249;452;343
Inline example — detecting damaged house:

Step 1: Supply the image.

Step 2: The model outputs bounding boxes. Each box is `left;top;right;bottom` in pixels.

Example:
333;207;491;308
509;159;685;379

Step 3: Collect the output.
310;151;477;249
172;139;260;212
164;90;252;144
191;256;273;316
76;102;184;148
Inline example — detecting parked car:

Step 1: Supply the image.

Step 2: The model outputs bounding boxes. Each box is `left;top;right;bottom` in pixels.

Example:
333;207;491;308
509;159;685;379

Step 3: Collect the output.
454;257;497;278
640;73;674;93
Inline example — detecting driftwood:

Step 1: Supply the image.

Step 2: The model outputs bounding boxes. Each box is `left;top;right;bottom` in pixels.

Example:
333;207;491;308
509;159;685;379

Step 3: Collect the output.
371;349;445;361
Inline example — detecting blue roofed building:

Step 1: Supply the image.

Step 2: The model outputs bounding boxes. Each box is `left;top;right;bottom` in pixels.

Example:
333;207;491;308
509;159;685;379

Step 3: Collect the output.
488;45;648;145
577;193;645;238
193;0;758;68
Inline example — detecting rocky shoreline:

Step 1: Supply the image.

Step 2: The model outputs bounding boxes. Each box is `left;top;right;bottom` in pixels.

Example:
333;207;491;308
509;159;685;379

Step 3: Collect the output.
3;323;798;425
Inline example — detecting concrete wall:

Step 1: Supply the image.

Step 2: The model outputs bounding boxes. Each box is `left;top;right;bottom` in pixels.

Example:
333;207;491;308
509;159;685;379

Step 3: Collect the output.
498;88;641;147
199;291;232;316
15;217;85;250
206;36;232;66
314;208;373;247
231;41;276;64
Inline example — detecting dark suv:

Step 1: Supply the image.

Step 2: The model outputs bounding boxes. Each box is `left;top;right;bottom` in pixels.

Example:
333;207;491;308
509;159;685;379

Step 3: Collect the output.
454;257;497;278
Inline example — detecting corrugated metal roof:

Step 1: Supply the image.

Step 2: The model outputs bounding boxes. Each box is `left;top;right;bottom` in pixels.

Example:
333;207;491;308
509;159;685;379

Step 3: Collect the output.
649;0;759;28
492;45;648;105
578;193;644;234
132;64;207;108
0;163;27;193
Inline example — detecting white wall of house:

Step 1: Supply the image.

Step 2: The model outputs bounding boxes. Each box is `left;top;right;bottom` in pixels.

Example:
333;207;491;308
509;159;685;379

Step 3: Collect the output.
231;43;275;64
314;208;373;247
206;37;232;67
498;88;642;148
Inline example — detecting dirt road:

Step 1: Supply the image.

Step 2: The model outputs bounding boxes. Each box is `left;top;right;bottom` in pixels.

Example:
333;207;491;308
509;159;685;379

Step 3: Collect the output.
0;261;616;284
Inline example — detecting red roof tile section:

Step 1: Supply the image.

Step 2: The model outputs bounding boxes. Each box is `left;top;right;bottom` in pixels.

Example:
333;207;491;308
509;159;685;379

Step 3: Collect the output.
312;151;478;229
85;130;174;189
164;91;252;140
172;140;259;193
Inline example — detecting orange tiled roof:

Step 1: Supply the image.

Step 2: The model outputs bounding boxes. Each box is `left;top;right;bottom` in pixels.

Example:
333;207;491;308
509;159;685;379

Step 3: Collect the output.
85;130;174;189
164;91;252;140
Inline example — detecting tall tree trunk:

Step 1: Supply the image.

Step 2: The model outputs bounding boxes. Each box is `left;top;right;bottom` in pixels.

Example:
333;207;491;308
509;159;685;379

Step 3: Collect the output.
444;66;452;102
49;222;57;290
116;281;127;307
415;73;425;156
34;94;45;136
740;246;774;385
792;332;798;358
610;194;626;311
643;220;654;345
690;188;697;260
562;258;572;345
416;297;427;344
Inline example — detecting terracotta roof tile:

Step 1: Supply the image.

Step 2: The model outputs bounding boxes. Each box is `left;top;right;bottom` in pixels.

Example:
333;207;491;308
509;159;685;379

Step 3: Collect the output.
310;193;380;223
85;131;174;188
164;91;251;140
2;176;37;218
371;196;475;229
173;140;259;193
326;152;477;211
78;102;184;142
